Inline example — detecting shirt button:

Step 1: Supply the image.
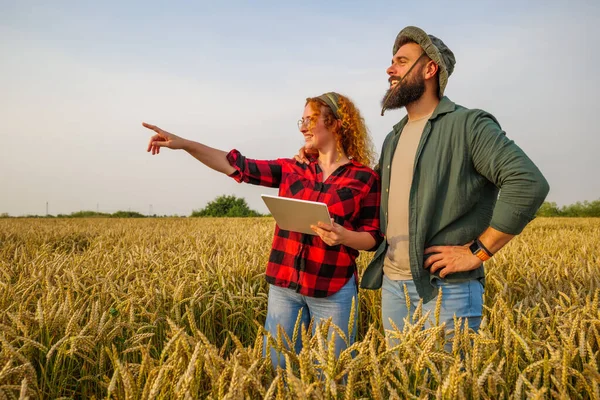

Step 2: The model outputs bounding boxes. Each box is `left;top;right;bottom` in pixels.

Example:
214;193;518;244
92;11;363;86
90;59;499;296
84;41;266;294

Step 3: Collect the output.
386;188;389;192
387;165;390;169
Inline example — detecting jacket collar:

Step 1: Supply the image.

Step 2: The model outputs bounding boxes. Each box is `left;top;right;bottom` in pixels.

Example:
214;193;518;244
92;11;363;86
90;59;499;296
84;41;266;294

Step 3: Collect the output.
392;96;456;132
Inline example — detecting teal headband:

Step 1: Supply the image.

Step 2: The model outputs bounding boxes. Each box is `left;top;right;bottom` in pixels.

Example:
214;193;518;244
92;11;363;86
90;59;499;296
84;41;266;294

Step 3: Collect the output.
316;92;341;119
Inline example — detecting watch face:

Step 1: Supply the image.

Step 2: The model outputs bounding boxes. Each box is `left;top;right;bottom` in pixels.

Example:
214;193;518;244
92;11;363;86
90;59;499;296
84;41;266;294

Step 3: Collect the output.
469;241;479;254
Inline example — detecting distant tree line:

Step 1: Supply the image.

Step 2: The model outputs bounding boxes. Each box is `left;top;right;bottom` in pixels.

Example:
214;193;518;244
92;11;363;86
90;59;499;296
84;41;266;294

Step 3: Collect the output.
536;199;600;217
4;197;597;219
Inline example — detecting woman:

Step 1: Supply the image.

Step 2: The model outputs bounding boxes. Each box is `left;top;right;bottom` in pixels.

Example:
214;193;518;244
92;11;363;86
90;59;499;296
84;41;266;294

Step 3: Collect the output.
143;92;382;367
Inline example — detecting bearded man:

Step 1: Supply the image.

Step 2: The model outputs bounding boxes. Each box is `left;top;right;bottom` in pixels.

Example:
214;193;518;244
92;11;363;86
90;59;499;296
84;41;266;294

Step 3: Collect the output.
360;26;549;338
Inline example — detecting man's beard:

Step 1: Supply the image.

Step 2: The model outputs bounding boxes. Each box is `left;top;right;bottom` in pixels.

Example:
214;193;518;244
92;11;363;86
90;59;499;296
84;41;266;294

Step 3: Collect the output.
381;70;426;110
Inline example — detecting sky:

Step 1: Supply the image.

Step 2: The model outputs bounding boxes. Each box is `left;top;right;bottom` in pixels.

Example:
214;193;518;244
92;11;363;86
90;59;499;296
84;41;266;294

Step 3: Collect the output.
1;0;599;216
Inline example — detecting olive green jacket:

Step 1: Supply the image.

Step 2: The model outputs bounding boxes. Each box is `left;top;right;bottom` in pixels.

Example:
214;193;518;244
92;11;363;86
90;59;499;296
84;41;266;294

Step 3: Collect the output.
360;97;550;303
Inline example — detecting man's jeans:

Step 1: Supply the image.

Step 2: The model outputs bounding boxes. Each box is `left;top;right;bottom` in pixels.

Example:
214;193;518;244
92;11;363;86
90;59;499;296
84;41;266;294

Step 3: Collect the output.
263;275;358;369
381;274;483;344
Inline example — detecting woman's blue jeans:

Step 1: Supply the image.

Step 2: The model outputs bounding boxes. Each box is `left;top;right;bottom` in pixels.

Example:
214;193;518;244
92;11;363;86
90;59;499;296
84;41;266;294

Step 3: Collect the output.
263;275;358;369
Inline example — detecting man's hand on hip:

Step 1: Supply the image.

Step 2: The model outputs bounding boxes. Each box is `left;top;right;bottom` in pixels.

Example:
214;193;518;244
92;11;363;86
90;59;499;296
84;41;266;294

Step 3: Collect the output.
423;243;482;278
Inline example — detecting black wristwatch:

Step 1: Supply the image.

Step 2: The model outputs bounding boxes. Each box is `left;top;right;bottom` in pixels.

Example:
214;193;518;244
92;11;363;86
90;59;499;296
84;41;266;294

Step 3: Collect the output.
470;238;493;262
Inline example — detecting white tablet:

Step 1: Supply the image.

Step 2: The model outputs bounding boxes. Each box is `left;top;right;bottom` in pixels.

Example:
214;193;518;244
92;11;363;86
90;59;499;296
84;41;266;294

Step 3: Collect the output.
261;194;331;235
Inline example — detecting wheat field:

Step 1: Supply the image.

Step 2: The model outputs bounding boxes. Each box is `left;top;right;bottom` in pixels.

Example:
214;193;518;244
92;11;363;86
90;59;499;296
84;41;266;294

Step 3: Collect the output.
0;217;599;399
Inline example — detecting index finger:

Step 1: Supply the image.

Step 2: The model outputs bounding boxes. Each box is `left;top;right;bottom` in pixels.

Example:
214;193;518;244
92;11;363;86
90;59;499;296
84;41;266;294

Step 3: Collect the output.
142;122;160;132
311;225;329;237
424;246;446;254
317;221;334;231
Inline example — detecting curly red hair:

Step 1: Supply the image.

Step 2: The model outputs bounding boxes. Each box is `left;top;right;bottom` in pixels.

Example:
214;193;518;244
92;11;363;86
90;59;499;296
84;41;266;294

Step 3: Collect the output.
305;94;375;167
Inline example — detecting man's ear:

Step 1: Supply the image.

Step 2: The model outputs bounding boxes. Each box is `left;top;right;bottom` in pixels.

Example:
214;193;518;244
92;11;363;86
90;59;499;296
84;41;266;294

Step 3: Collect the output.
425;60;439;80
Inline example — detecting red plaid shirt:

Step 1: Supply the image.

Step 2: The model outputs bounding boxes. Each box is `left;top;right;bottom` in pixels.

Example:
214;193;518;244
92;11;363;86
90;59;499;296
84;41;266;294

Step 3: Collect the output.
227;149;383;298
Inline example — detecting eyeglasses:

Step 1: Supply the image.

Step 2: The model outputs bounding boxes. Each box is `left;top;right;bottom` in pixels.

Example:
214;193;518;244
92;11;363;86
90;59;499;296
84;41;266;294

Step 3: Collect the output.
297;115;316;130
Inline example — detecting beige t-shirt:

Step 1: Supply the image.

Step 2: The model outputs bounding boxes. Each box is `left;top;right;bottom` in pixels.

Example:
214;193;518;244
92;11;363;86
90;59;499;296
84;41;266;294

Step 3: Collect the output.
383;113;431;280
